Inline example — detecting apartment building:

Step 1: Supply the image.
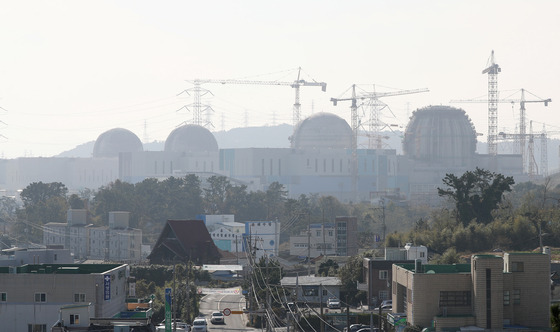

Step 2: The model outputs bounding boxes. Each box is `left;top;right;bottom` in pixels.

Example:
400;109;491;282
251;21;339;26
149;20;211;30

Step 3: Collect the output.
44;210;143;262
289;216;357;258
392;252;550;331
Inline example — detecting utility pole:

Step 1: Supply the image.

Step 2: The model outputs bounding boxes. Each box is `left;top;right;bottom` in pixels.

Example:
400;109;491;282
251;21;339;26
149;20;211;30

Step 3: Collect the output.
319;284;324;332
307;226;311;276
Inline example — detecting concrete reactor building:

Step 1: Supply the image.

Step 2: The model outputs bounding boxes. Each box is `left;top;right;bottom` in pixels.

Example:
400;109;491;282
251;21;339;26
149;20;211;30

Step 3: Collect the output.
0;106;523;205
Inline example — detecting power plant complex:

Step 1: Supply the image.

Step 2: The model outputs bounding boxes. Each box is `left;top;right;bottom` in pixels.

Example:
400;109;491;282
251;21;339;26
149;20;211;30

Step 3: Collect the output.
0;105;526;205
0;54;552;205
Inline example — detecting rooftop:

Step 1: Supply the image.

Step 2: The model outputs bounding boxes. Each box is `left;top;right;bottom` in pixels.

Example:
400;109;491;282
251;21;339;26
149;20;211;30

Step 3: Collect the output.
396;263;471;274
0;263;123;275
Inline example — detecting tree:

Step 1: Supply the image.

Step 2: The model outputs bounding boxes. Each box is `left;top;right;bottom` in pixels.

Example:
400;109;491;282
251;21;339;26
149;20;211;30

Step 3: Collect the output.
20;181;68;208
318;259;339;276
203;176;231;214
438;167;514;225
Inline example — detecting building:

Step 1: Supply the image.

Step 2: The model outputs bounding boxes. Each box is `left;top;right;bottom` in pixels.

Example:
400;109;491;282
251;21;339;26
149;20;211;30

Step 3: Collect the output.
148;219;221;265
280;275;341;306
392;252;550;331
289;217;358;258
0;247;73;266
0;107;527;206
361;244;427;308
43;210;143;262
244;221;281;259
289;223;337;258
0;263;128;332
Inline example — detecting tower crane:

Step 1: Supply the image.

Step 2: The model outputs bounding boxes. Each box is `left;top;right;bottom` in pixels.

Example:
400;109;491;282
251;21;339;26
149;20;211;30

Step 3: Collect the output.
330;85;429;201
482;50;501;156
182;68;326;128
451;88;551;174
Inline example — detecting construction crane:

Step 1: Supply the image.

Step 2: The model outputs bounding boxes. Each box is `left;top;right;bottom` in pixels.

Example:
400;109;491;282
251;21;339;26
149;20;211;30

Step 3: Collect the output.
331;85;429;200
482;50;502;155
452;88;551;173
181;68;326;128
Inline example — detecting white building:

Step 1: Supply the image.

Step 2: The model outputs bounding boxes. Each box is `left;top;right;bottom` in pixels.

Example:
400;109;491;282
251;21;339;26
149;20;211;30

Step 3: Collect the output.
0;247;73;266
244;221;281;259
0;263;128;332
384;243;428;264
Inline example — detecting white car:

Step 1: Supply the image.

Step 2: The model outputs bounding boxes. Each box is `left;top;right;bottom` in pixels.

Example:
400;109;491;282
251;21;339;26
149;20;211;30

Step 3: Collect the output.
192;317;207;332
327;298;341;309
210;311;225;324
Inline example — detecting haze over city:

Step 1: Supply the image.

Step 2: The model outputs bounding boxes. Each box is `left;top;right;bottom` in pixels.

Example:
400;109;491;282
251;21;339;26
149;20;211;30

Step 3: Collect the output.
0;0;558;159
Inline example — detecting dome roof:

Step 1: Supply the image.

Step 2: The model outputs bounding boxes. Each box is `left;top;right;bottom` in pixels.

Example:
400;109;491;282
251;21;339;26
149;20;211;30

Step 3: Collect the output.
403;105;477;166
291;112;352;149
164;124;218;153
93;128;143;158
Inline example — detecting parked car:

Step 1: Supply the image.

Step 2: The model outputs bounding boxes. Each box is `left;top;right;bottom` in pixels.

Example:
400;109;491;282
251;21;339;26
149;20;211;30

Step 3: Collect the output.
373;304;392;313
327;297;341;309
380;299;392;307
210;311;225;324
156;320;190;332
192;317;207;332
356;328;379;332
347;324;368;332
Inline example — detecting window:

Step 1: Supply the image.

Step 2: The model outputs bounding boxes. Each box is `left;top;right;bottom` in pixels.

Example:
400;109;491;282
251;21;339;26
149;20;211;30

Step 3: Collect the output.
503;290;510;306
511;261;524;272
28;324;47;332
513;289;521;305
439;291;471;307
302;286;318;297
0;292;6;302
74;293;86;302
379;290;389;301
70;314;80;325
379;270;388;280
34;293;46;303
323;289;327;296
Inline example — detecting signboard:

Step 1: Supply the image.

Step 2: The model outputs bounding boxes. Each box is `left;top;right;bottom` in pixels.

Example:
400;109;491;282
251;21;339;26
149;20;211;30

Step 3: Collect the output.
165;288;172;332
223;308;231;316
104;275;111;301
197;287;241;295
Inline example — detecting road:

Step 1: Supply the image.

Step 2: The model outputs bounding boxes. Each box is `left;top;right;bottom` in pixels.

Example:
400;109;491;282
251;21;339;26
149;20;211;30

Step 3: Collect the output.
199;288;257;332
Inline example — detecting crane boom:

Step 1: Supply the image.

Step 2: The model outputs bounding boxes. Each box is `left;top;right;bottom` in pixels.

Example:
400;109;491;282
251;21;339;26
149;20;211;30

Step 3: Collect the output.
186;68;327;128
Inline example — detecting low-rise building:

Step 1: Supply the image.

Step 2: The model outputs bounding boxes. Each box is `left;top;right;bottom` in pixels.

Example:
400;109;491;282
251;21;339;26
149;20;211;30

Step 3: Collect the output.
289;216;358;259
280;275;341;306
392;252;550;331
44;210;143;262
0;263;128;332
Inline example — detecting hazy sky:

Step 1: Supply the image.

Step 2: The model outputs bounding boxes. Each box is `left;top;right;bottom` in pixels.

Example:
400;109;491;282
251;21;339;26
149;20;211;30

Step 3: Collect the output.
0;0;558;158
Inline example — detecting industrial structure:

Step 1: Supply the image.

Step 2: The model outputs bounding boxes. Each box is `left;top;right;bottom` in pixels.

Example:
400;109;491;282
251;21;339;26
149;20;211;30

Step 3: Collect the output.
0;105;526;206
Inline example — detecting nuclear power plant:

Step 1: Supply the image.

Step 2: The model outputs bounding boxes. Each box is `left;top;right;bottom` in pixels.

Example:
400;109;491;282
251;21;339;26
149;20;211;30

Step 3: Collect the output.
0;104;526;206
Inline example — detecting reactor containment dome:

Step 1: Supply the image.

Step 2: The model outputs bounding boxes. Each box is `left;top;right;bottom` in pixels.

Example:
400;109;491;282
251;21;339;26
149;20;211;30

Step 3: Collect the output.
93;128;144;158
164;124;219;154
291;112;353;149
403;105;477;167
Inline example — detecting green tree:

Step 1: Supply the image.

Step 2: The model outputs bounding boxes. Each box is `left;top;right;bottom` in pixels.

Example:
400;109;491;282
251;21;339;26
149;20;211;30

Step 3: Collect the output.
203;176;231;214
438;167;514;225
318;259;339;276
20;181;68;208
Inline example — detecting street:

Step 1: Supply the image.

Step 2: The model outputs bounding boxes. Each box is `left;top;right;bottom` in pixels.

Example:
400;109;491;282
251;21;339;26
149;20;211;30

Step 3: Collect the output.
199;288;257;332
